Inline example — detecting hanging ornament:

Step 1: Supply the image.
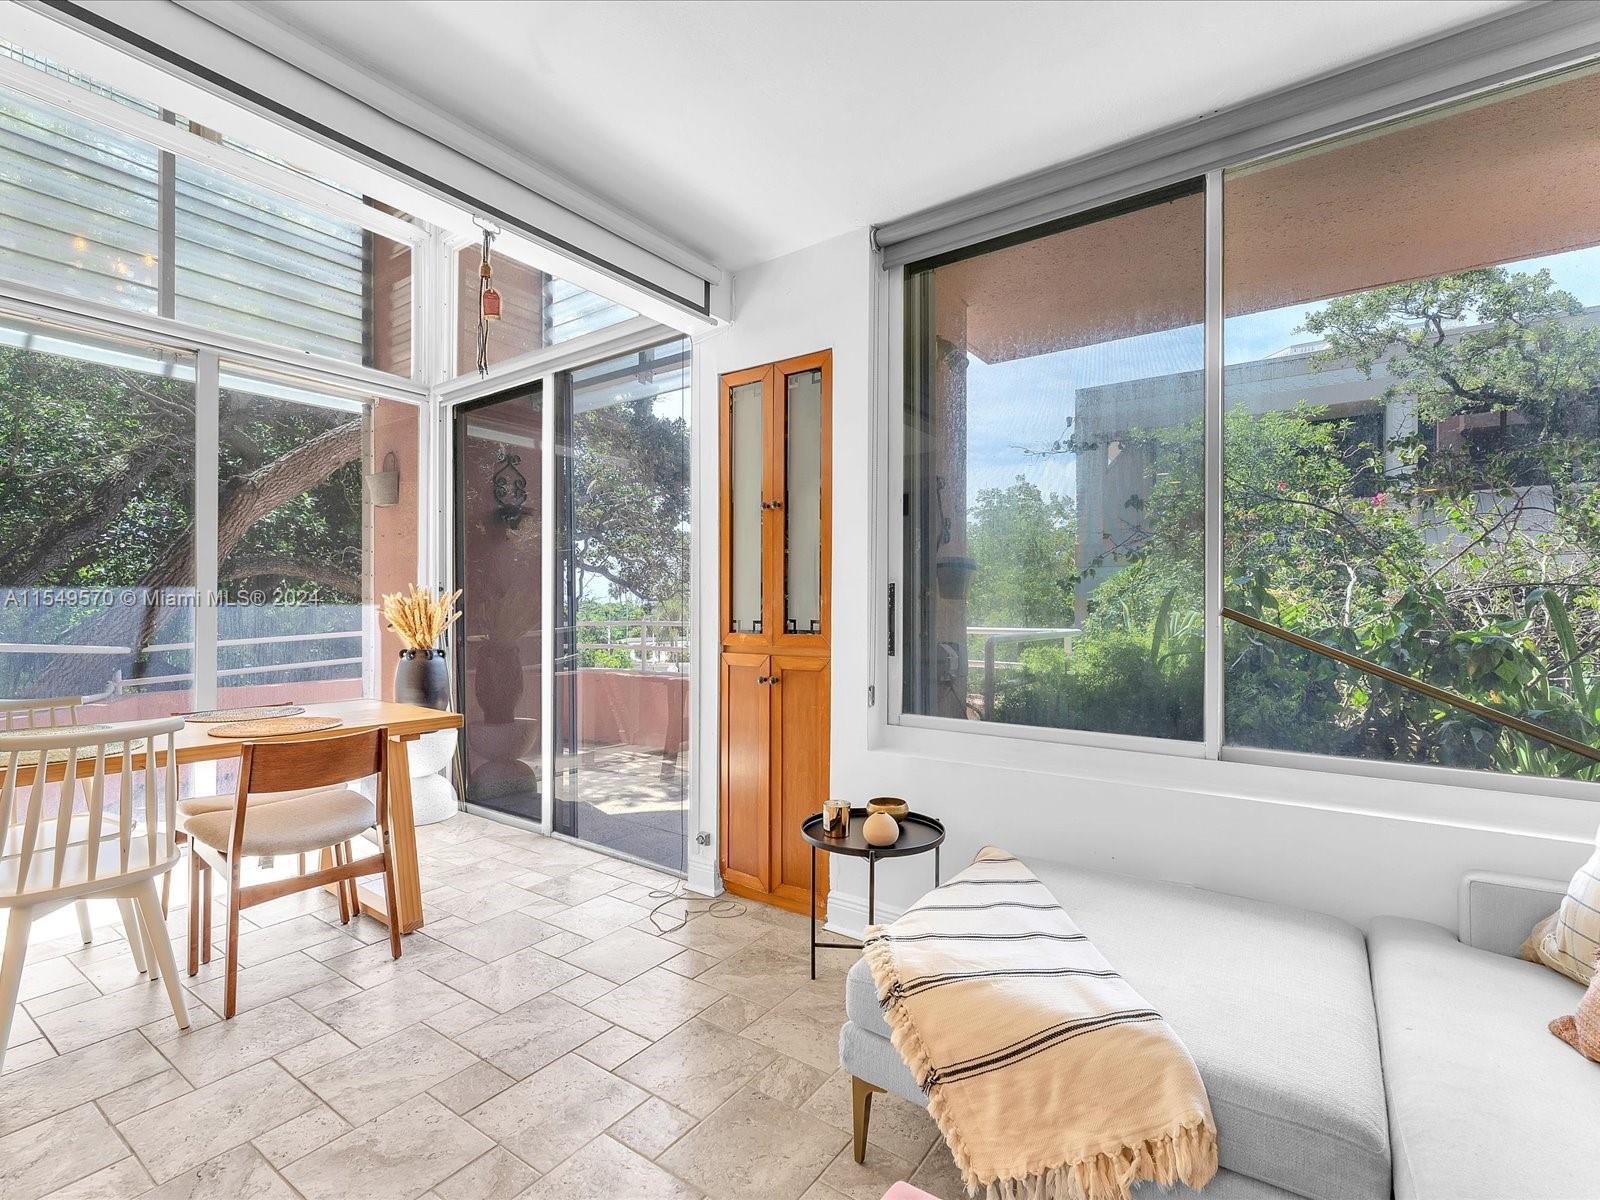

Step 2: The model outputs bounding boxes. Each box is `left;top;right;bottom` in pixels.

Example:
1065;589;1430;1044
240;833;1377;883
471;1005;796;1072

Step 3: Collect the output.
475;222;501;376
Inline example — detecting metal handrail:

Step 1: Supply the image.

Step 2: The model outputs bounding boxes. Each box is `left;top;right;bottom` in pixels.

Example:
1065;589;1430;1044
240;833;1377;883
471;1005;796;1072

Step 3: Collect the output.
1222;606;1600;765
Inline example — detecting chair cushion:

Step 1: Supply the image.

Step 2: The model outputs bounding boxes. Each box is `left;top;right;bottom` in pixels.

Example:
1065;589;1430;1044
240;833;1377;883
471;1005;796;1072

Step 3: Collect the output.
846;859;1389;1200
175;789;316;834
1370;915;1594;1200
183;788;375;856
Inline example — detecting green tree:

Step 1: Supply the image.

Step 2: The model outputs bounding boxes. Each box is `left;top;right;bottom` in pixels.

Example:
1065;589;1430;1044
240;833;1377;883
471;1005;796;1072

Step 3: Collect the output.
965;477;1077;627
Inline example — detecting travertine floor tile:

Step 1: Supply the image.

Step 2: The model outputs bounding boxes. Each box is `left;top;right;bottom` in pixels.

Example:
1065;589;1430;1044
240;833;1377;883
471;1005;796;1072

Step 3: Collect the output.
561;927;679;984
36;1155;153;1200
141;1143;297;1200
576;1024;652;1070
283;1094;493;1200
607;1095;698;1160
97;1066;193;1125
466;1053;647;1172
751;1055;831;1109
817;1142;918;1200
659;1087;847;1200
311;970;465;1046
544;894;654;939
427;911;557;963
32;979;185;1055
0;1029;168;1136
252;1103;350;1168
518;1134;699;1200
0;1103;128;1200
7;817;889;1200
156;996;331;1086
447;946;581;1012
907;1139;965;1200
433;1145;537;1200
800;1071;940;1166
187;949;355;1016
453;993;608;1079
740;984;848;1073
429;1060;516;1115
301;1023;477;1125
585;966;720;1040
616;1017;776;1118
119;1058;318;1182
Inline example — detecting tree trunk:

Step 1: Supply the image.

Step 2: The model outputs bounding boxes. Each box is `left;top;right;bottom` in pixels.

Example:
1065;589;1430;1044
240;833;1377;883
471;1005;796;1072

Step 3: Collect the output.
33;419;361;698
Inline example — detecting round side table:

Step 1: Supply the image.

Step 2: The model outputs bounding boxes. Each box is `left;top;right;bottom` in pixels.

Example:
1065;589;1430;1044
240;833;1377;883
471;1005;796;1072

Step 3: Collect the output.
800;809;945;979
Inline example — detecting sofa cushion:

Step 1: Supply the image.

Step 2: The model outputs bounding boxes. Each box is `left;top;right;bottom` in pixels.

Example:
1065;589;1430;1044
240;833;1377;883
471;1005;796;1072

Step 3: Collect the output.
1370;915;1595;1200
847;859;1389;1200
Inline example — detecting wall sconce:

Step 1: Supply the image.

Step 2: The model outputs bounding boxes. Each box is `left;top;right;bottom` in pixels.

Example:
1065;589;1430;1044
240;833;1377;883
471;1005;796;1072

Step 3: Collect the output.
368;450;401;507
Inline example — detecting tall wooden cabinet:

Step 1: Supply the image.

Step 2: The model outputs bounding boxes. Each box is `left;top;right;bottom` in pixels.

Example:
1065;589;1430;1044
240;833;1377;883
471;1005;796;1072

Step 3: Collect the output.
719;350;831;916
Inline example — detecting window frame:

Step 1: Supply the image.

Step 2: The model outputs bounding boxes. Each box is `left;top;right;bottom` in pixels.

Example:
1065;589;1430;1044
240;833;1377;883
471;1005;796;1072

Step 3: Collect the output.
878;70;1600;804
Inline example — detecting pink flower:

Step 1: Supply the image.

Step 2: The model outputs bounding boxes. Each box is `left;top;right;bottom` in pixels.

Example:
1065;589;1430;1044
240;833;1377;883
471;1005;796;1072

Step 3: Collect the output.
1276;481;1288;491
1370;492;1387;506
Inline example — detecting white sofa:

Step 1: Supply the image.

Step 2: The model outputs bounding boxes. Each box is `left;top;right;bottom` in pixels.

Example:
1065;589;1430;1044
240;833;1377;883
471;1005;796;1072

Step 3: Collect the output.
838;861;1590;1200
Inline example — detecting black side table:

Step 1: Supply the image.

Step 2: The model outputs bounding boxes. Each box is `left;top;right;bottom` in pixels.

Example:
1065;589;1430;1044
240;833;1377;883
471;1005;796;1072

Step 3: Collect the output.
800;809;945;979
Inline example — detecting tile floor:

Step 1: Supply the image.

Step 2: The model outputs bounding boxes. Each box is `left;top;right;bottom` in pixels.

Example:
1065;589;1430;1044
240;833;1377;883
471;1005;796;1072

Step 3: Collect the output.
0;813;964;1200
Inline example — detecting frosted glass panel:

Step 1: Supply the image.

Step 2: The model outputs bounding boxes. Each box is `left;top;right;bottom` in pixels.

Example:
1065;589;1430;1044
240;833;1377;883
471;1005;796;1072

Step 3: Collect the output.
730;380;764;633
785;369;823;635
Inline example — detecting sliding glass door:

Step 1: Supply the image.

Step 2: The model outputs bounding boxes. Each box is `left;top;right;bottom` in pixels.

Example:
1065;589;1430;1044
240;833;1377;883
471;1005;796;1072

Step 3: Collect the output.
454;382;544;823
554;340;691;871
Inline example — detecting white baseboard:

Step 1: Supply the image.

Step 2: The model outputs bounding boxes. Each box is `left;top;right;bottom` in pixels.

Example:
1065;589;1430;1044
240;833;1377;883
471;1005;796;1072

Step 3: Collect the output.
823;889;907;941
686;858;722;898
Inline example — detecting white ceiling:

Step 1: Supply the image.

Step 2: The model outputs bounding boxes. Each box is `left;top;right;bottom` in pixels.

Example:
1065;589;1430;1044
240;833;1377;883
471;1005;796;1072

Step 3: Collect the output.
245;0;1515;272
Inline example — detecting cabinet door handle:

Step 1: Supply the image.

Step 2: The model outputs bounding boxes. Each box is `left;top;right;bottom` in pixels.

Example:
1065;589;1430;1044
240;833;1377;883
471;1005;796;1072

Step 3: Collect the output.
755;674;780;686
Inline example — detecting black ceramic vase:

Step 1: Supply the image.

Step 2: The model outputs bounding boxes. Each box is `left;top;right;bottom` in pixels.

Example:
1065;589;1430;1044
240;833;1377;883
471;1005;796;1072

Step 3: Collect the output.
394;648;450;710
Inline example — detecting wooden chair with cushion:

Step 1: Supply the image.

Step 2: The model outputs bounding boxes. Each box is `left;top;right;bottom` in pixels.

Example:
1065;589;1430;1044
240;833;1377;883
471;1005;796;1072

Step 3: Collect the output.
0;718;190;1070
184;728;402;1017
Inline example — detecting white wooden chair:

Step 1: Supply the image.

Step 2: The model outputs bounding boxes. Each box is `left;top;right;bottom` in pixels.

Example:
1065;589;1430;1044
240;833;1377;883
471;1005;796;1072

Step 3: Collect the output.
0;718;190;1069
0;696;164;966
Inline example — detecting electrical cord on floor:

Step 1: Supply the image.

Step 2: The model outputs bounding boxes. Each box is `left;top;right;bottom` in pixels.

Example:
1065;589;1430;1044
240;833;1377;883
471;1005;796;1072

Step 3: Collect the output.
643;880;746;934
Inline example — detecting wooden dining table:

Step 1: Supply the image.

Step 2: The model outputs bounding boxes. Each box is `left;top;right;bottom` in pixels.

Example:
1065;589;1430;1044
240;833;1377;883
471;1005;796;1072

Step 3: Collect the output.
13;698;462;934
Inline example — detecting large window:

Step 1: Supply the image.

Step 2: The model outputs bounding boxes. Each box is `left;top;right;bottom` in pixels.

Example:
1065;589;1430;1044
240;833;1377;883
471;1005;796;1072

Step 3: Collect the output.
1222;65;1600;784
895;62;1600;788
901;186;1205;741
0;322;196;713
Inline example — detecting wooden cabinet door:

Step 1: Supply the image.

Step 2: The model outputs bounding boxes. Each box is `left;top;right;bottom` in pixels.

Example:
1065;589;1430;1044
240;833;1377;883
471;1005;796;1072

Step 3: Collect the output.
769;654;830;915
719;653;771;894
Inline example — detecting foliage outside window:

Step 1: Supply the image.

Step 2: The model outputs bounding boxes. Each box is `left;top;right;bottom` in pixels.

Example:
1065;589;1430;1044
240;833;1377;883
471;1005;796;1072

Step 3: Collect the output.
0;330;195;709
899;64;1600;786
1222;64;1600;783
902;186;1205;741
555;339;691;871
0;324;418;714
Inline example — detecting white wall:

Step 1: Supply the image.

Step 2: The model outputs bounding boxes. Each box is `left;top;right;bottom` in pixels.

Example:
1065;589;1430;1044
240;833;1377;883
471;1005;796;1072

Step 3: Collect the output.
693;228;1598;936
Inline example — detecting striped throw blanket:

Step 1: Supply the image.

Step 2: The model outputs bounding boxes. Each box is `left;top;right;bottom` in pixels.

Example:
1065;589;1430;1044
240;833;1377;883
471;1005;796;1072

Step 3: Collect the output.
863;848;1218;1200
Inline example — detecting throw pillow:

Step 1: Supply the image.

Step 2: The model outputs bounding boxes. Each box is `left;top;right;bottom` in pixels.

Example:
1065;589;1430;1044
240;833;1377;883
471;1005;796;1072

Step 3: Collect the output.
1522;824;1600;987
1550;970;1600;1064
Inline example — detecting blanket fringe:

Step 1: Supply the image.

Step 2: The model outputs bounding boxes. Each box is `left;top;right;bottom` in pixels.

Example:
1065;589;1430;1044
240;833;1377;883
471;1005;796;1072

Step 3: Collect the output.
865;931;1219;1200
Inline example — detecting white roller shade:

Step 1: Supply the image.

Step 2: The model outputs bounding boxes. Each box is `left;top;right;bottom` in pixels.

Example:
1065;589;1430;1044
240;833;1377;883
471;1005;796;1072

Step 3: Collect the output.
875;3;1600;272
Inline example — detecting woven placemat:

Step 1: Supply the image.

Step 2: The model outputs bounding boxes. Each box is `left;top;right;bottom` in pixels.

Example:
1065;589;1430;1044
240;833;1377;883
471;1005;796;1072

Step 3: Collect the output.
206;715;344;739
183;705;306;723
0;725;122;766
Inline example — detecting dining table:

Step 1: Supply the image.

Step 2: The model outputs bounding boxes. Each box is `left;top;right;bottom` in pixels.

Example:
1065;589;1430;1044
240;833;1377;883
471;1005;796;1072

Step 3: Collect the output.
10;698;463;934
